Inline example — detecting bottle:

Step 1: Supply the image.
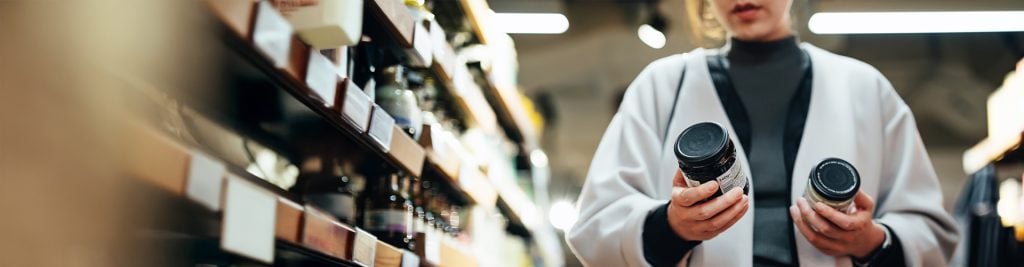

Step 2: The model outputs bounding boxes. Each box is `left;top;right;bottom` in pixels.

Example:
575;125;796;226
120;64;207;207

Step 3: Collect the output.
399;175;417;250
804;158;861;213
301;157;358;225
362;171;414;249
375;65;423;140
674;122;749;199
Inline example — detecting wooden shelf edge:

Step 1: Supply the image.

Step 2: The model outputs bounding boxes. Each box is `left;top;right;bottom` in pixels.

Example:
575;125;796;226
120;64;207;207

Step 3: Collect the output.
388;126;427;178
367;0;416;48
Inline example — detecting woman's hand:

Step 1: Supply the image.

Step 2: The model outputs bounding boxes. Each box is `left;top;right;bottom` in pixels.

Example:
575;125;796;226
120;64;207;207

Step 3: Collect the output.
789;191;886;258
667;170;750;241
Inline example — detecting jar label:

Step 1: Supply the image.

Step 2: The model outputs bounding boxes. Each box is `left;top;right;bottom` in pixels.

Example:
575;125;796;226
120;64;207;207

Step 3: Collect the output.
364;210;412;234
685;162;747;194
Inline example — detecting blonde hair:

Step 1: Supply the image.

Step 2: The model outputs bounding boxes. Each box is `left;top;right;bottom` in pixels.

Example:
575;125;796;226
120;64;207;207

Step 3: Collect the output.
685;0;726;47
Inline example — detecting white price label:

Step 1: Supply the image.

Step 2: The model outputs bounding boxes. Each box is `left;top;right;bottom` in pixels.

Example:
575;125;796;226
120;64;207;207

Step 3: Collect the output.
352;228;377;267
401;250;420;267
253;1;294;68
368;105;395;152
306;51;338;106
185;151;226;211
221;176;277;263
341;81;372;133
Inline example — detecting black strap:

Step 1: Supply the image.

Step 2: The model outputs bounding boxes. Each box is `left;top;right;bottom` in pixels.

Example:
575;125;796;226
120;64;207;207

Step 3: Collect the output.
662;64;686;144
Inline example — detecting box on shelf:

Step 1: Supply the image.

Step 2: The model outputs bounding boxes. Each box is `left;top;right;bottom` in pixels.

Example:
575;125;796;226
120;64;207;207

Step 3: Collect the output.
301;206;355;260
275;197;303;244
185;150;227;211
283;0;363;49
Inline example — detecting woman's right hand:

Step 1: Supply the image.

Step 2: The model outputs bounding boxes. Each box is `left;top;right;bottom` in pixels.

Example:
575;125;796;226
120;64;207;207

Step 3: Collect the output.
667;170;750;241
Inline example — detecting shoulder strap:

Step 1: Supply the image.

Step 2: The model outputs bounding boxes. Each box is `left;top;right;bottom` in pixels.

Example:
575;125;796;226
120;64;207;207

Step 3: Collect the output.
661;58;686;144
705;52;753;156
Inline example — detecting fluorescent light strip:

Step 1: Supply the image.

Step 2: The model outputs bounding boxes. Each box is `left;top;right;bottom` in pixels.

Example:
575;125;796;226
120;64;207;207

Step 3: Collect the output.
493;13;569;34
809;11;1024;34
637;24;666;49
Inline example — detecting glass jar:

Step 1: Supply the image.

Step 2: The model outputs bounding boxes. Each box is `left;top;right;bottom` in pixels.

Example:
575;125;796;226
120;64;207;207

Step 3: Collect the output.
361;172;414;248
674;122;749;199
375;65;423;140
804;158;860;213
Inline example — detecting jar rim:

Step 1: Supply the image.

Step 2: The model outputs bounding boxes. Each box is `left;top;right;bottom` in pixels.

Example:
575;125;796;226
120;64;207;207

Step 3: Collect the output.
809;158;860;201
675;122;731;167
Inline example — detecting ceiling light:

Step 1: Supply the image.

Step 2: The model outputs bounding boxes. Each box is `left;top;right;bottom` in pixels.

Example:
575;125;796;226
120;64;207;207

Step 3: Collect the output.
809;11;1024;34
638;24;666;49
493;13;569;34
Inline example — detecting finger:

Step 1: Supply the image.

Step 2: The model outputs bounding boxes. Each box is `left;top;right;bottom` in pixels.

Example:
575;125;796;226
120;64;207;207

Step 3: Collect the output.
812;202;864;231
673;170;687;187
797;198;843;239
689;187;743;220
703;195;749;232
853;190;875;212
672;181;719;207
790;205;844;252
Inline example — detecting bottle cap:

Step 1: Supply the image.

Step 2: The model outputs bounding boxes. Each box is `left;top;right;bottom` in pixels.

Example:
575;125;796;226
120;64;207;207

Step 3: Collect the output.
809;158;861;201
675;122;729;167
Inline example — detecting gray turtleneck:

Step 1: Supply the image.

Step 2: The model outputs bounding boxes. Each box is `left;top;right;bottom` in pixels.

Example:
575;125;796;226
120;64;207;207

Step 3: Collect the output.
726;36;806;267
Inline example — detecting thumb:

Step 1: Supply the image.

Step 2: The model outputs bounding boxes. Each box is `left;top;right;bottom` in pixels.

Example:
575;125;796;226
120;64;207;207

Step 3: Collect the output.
673;170;688;188
853;190;875;212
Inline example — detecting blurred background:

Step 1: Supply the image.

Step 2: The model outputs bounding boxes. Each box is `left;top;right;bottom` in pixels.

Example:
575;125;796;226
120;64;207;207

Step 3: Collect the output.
1;0;1022;266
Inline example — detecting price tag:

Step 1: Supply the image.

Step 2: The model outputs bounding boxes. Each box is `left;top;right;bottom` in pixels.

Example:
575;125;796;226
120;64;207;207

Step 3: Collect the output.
253;1;294;68
408;23;432;67
306;51;339;107
185;151;226;211
402;250;420;267
424;229;441;264
367;105;395;152
221;176;277;263
352;228;377;267
341;80;372;132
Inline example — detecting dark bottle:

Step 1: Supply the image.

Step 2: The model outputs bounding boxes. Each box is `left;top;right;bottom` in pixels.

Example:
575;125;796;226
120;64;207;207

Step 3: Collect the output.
302;158;358;225
804;158;860;213
421;179;438;235
362;172;414;249
674;122;749;199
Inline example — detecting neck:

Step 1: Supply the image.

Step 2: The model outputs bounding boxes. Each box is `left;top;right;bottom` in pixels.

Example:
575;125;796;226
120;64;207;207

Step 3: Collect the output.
725;35;800;63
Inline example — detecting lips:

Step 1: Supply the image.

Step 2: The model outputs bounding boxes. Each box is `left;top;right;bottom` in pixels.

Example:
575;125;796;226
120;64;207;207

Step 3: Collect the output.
731;2;761;21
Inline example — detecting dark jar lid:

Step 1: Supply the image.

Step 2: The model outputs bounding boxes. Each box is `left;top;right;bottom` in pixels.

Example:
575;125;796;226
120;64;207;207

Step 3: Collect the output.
809;158;861;201
675;122;731;168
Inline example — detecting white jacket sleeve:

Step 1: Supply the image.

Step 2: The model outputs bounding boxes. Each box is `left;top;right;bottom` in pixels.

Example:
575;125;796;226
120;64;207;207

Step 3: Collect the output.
873;77;960;267
566;57;682;267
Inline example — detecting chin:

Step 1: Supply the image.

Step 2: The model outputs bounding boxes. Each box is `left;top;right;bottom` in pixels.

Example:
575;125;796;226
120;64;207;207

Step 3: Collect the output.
730;26;777;41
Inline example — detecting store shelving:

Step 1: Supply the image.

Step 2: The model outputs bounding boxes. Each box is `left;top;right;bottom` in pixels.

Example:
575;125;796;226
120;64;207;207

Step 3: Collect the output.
127;0;557;266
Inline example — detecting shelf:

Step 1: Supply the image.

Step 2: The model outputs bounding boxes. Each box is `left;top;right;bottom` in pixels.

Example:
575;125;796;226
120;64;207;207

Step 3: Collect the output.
493;178;538;233
458;0;495;45
366;0;416;48
481;76;540;152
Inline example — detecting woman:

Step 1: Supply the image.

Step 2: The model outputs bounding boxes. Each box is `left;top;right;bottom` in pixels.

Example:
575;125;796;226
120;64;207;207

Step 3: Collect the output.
566;0;959;266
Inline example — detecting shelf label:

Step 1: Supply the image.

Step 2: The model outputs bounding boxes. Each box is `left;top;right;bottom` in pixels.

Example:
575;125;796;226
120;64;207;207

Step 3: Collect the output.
341;80;372;133
368;105;396;152
402;250;421;267
253;1;294;68
306;51;339;107
352;228;377;267
185;151;226;211
408;23;433;68
221;176;276;263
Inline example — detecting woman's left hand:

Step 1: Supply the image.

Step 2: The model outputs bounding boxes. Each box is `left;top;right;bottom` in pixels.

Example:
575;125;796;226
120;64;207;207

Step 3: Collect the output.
789;191;886;258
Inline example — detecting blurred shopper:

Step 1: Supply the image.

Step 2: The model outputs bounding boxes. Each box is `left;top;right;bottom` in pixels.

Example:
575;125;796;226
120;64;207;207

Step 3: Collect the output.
567;0;958;266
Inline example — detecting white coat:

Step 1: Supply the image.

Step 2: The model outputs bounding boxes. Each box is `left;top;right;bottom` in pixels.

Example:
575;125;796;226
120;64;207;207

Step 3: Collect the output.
566;43;959;267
